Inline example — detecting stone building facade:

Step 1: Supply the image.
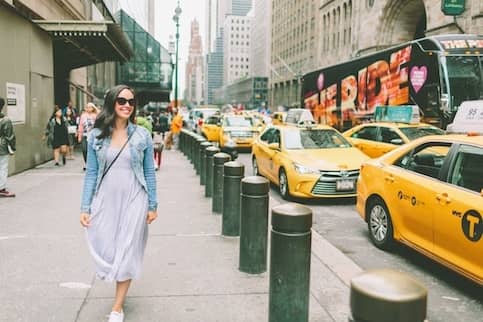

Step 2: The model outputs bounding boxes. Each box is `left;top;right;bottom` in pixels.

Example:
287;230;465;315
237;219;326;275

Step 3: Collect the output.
270;0;318;108
270;0;483;108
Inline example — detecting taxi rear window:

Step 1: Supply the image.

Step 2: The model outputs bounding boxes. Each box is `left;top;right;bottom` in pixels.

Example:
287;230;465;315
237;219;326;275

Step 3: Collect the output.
449;145;483;193
400;126;444;140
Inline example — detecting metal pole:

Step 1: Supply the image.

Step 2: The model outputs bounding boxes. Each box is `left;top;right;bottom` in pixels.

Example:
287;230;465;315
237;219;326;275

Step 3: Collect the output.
199;142;212;185
205;146;220;197
349;269;427;322
269;203;312;322
239;176;269;274
212;152;231;214
174;20;179;109
222;161;245;236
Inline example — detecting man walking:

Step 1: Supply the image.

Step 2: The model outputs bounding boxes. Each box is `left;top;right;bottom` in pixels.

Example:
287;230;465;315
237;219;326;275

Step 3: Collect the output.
0;97;16;197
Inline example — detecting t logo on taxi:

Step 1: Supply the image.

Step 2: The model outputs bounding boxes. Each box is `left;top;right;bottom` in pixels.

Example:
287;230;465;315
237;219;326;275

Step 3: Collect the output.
461;210;482;242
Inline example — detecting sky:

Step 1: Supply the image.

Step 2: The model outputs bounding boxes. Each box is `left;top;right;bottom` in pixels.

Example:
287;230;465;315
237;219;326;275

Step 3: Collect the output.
154;0;206;98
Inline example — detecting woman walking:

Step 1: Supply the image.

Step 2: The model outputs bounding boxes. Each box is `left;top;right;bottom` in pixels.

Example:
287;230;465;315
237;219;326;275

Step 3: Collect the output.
65;107;77;160
45;108;69;166
79;85;157;322
78;102;98;170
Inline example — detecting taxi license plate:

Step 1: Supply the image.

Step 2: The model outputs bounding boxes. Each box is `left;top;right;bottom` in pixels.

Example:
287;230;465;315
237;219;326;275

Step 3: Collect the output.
336;179;354;191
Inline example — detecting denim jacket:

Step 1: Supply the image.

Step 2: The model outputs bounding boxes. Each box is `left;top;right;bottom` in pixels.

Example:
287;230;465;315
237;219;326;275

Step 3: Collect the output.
80;122;157;213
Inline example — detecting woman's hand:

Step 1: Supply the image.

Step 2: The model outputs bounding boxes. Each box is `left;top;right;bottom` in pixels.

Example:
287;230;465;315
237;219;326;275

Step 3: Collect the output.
147;210;157;224
80;213;91;227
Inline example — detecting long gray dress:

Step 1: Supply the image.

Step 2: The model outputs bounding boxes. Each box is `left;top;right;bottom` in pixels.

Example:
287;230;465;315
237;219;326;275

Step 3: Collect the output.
86;145;149;282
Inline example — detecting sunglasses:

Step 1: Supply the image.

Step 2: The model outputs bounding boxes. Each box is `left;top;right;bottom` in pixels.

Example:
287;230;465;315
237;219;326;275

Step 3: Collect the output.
116;97;136;106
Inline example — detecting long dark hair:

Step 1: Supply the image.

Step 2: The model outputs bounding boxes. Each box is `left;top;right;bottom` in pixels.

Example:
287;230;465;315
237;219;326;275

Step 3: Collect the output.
94;84;137;139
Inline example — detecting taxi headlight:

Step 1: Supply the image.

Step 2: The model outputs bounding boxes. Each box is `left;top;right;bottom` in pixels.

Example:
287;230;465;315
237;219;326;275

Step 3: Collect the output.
293;163;319;175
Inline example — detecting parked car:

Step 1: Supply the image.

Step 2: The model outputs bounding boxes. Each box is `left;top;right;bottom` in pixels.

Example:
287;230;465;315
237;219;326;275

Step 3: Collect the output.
252;124;369;199
188;107;220;132
343;122;444;158
357;132;483;285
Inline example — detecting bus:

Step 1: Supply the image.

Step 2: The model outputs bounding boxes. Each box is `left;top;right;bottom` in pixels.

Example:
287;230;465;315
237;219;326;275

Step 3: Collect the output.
302;34;483;130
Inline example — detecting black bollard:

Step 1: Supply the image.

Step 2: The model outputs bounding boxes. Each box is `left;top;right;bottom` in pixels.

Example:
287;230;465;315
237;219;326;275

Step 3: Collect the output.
212;152;231;214
205;146;220;197
239;176;269;274
180;130;187;155
349;269;427;322
200;142;212;186
222;161;245;236
269;203;312;322
188;132;195;163
195;137;206;174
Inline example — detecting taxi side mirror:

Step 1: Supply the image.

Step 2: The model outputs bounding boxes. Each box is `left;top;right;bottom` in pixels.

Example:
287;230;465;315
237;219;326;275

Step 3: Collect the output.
268;142;281;151
390;138;404;145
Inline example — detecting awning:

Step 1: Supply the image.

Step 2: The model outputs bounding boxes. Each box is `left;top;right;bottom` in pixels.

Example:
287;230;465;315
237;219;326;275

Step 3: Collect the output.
33;20;133;70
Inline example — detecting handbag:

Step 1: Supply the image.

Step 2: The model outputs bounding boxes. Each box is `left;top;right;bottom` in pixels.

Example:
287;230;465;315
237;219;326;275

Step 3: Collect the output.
97;127;136;190
68;125;77;134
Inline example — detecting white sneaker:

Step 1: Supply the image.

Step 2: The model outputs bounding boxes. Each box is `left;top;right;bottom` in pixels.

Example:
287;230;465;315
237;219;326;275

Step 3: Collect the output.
108;310;124;322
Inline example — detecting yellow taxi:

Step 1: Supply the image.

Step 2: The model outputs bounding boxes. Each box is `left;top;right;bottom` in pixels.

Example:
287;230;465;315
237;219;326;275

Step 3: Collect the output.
272;111;287;125
200;114;222;142
343;122;444;158
252;124;369;199
356;132;483;285
218;114;259;150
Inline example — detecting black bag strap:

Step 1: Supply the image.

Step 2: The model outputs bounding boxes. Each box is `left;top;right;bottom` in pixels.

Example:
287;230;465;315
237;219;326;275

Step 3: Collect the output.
98;127;136;189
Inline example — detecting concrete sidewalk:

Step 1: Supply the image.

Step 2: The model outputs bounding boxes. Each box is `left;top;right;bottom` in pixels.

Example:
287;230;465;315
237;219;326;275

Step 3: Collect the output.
0;149;361;322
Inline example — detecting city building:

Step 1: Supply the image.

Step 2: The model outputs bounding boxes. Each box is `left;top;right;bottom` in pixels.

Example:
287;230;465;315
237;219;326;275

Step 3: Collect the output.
223;15;251;85
270;0;318;108
113;10;173;106
88;0;170;107
0;0;132;173
269;0;483;108
205;0;218;54
185;19;205;106
224;77;268;109
104;0;155;34
205;30;224;104
250;0;271;78
230;0;253;16
205;0;253;104
317;0;483;68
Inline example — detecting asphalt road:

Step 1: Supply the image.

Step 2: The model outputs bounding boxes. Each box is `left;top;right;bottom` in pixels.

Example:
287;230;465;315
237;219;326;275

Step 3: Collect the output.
237;152;483;322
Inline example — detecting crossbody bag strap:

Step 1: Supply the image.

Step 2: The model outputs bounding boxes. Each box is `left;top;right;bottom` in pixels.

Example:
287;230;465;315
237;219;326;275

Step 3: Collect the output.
98;127;136;189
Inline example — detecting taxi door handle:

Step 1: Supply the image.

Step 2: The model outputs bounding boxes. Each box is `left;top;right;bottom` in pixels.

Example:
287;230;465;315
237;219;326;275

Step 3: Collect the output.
436;193;451;204
384;175;395;183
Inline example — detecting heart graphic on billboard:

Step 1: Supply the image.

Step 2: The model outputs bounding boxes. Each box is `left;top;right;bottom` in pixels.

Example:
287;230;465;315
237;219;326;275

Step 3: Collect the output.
410;66;427;93
317;73;325;91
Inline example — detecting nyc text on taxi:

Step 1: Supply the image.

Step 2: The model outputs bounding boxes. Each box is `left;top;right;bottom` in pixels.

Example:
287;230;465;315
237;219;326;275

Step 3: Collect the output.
252;124;369;199
357;134;483;285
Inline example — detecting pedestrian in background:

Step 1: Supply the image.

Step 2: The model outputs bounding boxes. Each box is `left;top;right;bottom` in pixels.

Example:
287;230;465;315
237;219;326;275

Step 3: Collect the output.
158;111;169;139
79;84;157;322
44;108;69;166
136;110;153;137
65;107;77;160
0;97;16;197
170;108;183;150
78;102;98;170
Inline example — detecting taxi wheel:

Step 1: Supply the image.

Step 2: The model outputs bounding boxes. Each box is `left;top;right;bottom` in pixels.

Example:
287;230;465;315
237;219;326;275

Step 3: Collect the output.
367;198;394;250
252;157;259;176
279;169;291;200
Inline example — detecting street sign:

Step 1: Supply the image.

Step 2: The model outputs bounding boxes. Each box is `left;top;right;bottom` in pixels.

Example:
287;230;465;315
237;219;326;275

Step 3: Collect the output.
441;0;465;16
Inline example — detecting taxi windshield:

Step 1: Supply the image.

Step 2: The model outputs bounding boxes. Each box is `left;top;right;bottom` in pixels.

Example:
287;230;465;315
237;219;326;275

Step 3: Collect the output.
399;126;445;140
223;117;253;127
284;129;352;149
